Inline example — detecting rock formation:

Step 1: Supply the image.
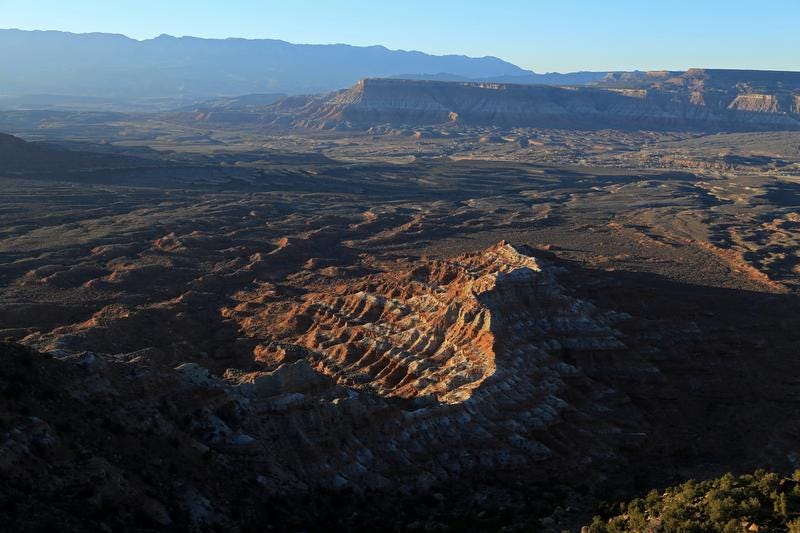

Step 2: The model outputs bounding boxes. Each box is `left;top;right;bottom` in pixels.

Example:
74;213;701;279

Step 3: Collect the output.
223;70;800;132
219;242;639;493
247;243;625;405
5;242;646;529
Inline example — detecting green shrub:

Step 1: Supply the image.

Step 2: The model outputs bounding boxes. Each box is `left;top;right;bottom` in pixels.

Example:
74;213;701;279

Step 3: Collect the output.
586;470;800;532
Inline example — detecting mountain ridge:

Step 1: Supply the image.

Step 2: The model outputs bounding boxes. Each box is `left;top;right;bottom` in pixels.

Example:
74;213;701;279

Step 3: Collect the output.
0;28;540;100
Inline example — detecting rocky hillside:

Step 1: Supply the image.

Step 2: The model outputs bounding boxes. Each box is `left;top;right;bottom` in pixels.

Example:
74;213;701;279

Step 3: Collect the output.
9;225;800;530
586;470;800;532
231;70;800;132
0;132;146;175
4;242;642;530
0;133;95;172
9;150;800;529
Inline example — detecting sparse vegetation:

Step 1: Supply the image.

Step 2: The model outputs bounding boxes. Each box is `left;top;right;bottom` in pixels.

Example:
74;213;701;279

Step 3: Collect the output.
588;471;800;533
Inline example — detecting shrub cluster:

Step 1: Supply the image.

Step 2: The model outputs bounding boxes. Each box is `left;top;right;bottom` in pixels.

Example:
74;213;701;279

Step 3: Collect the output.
588;470;800;532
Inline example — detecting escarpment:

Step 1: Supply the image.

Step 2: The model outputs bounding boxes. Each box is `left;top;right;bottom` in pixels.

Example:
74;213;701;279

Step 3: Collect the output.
224;69;800;132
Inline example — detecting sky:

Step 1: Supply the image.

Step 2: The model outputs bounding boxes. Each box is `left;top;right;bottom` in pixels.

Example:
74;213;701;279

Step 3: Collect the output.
1;0;798;73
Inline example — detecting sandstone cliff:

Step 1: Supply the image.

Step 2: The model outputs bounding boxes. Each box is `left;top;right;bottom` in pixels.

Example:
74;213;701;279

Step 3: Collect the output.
231;70;800;132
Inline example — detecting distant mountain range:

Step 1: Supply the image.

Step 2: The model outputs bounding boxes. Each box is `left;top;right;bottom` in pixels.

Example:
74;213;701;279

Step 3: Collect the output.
5;29;796;133
0;29;605;108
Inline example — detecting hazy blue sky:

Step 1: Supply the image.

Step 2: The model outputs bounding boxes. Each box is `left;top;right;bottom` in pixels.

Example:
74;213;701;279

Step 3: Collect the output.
1;0;798;72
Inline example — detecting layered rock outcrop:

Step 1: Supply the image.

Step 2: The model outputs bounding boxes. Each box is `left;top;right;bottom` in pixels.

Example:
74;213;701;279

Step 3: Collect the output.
261;243;625;406
221;242;638;492
8;230;800;529
244;70;800;131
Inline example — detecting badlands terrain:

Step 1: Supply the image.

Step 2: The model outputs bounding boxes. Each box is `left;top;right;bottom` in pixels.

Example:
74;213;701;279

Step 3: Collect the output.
3;70;800;531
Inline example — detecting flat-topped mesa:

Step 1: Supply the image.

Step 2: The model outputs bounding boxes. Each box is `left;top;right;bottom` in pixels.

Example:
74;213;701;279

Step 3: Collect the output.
684;68;800;88
288;70;800;131
310;78;573;126
600;68;800;91
264;242;621;405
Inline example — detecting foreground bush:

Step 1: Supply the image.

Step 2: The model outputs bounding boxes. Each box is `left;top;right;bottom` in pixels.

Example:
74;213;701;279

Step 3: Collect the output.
588;471;800;532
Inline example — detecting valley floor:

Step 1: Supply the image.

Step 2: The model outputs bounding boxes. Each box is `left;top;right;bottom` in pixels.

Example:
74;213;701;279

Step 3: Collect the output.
2;126;800;531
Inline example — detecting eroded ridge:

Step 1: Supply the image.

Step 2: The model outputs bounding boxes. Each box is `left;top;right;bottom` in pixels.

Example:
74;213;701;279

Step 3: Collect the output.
246;242;625;408
216;242;636;492
12;235;641;499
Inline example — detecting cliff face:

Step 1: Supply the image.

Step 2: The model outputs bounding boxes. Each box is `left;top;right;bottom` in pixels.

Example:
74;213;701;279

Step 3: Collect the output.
277;71;800;131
